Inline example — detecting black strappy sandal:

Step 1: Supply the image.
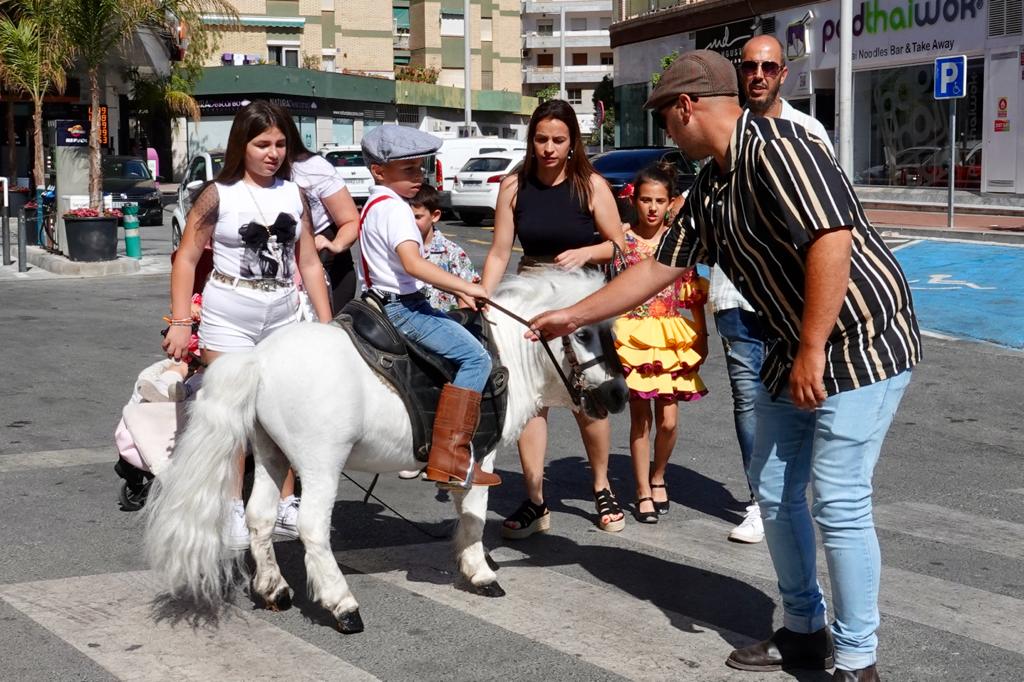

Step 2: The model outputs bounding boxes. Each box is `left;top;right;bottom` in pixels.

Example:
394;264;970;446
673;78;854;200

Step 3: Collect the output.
501;499;551;540
594;488;626;532
633;497;659;524
650;482;670;515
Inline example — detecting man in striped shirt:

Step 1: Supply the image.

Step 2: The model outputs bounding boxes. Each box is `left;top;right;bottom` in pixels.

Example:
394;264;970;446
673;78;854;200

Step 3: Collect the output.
529;49;921;682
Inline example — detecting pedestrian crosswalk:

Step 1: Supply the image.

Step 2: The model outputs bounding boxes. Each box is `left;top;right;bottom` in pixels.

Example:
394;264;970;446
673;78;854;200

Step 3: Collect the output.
2;447;1022;680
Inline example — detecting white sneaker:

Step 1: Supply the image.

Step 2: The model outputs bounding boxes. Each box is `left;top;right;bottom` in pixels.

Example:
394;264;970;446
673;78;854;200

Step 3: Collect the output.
225;499;250;551
397;468;425;480
728;504;764;544
274;495;300;540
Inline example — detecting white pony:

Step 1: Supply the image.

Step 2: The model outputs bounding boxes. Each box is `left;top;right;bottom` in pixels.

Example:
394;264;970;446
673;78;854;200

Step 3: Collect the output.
144;268;628;633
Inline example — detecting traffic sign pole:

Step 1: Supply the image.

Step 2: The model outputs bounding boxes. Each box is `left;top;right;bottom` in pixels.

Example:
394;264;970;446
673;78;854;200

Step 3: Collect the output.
948;101;956;228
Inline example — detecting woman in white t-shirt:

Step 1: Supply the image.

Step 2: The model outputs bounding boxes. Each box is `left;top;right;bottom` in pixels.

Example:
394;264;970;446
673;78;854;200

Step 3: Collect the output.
163;101;332;550
282;117;361;313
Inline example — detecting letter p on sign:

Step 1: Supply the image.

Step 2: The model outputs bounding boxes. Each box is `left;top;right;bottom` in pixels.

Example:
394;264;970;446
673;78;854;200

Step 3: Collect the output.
934;56;967;100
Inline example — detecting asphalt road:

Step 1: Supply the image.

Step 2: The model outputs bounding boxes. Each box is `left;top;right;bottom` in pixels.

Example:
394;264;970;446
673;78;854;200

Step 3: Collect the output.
0;210;1022;680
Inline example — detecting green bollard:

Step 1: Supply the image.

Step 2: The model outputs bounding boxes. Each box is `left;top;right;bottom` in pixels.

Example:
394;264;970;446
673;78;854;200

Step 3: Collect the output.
123;203;142;259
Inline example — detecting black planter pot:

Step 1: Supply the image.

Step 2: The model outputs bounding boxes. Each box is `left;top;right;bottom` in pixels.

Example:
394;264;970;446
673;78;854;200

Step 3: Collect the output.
64;216;118;262
20;210;39;246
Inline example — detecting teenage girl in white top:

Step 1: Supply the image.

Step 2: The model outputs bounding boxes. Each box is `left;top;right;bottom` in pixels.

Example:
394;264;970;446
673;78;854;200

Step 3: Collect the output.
163;101;332;549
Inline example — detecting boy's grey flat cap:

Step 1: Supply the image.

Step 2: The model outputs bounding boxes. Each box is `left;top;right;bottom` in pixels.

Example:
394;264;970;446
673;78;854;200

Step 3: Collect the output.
361;125;442;165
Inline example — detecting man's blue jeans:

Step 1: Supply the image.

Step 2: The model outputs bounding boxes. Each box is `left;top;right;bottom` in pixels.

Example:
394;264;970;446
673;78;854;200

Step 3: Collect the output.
748;369;912;671
385;297;492;393
714;308;765;499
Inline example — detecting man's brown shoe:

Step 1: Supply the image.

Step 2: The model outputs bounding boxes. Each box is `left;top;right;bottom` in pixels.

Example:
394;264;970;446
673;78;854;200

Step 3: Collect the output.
834;664;880;681
726;627;834;672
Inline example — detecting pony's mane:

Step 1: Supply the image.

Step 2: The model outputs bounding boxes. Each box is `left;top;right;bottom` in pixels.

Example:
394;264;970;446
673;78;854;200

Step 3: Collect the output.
492;266;608;318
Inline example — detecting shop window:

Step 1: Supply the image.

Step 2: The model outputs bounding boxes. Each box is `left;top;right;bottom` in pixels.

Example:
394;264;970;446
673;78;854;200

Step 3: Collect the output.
567;88;582;104
332;118;354;146
268;45;299;68
572;53;588;66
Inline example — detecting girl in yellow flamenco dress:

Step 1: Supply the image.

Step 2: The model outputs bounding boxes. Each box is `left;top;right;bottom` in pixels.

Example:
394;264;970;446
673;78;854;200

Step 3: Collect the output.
613;163;709;524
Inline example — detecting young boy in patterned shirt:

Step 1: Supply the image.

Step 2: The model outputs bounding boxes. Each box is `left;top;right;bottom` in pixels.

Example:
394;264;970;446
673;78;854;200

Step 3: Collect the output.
408;185;481;311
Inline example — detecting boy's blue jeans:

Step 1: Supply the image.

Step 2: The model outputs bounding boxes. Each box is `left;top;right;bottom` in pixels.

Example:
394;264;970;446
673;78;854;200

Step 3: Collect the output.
748;369;912;671
384;296;492;393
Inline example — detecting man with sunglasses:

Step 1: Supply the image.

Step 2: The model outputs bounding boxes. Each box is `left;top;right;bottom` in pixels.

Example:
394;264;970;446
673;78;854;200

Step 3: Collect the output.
528;49;920;682
712;35;839;547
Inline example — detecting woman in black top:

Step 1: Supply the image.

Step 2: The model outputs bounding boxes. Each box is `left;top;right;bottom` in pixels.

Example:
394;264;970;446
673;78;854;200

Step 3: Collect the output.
481;99;626;538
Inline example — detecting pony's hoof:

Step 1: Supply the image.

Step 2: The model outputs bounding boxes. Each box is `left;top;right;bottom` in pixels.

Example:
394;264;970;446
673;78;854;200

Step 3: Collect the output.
266;589;292;612
336;609;364;634
475;581;506;598
485;552;500;572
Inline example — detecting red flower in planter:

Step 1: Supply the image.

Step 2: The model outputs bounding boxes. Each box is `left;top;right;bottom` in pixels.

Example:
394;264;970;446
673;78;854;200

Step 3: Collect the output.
10;185;30;193
64;207;122;219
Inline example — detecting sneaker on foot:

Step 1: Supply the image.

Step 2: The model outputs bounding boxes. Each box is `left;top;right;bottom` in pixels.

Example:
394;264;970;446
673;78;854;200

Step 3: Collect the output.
729;503;764;543
274;495;300;540
397;468;425;480
225;499;250;551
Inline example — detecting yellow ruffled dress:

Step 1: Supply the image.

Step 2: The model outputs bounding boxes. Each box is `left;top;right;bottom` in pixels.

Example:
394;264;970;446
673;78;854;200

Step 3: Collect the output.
613;230;709;401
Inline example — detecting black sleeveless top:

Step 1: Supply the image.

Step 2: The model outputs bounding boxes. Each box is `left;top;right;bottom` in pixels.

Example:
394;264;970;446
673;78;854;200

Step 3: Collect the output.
513;174;598;258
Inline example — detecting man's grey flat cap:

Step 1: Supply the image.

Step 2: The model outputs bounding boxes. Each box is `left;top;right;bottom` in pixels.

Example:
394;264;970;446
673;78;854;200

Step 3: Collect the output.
361;125;442;165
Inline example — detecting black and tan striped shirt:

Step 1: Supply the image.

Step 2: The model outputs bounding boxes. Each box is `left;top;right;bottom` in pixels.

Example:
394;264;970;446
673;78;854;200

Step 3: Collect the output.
656;111;922;396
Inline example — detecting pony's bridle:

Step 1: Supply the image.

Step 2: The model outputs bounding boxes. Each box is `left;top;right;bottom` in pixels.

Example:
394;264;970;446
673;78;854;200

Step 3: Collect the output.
481;297;616;412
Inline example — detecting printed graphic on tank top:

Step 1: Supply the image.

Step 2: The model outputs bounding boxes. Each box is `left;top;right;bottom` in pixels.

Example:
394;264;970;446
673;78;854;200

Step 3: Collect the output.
212;179;303;282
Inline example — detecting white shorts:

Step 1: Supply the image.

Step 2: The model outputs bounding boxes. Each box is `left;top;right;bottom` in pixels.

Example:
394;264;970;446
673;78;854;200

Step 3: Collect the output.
198;277;299;352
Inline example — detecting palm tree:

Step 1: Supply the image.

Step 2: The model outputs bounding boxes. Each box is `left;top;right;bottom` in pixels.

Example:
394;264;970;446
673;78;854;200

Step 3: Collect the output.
0;0;73;210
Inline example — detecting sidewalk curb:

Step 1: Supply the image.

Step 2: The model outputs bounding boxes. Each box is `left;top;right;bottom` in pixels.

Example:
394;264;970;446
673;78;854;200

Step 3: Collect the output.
877;226;1024;245
26;247;141;277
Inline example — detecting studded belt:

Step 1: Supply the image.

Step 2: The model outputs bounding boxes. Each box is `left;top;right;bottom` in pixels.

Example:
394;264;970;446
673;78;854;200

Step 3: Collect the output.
211;270;291;292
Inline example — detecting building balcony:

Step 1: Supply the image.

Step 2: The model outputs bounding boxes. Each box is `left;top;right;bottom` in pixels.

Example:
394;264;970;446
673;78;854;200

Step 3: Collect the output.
523;30;610;49
523;63;613;84
523;1;613;14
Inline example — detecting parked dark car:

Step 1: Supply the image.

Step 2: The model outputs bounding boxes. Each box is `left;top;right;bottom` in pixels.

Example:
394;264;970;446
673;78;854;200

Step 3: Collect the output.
103;156;163;226
590;147;698;222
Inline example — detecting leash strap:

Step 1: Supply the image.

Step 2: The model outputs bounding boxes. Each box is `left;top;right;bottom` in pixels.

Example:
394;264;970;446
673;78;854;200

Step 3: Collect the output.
357;195;394;289
480;297;581;406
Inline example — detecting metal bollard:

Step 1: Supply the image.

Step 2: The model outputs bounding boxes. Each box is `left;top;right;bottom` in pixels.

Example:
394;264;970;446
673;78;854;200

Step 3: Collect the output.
123;203;141;259
1;178;9;266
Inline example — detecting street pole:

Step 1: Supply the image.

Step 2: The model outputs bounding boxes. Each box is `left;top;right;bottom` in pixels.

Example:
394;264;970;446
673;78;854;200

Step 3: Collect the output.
464;0;472;136
559;4;566;101
948;100;956;228
1;178;10;266
838;0;853;176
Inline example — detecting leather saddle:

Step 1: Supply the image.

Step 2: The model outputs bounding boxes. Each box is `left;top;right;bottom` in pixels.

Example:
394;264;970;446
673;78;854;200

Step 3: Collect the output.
332;294;509;463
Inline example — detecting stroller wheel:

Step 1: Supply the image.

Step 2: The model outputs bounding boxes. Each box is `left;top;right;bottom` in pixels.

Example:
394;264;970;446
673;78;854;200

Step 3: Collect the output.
119;479;152;512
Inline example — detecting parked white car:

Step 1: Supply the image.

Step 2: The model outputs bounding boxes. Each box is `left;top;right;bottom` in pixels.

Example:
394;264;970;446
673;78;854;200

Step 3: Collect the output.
319;145;373;203
450;151;525;225
436;138;526;196
171;150;223;249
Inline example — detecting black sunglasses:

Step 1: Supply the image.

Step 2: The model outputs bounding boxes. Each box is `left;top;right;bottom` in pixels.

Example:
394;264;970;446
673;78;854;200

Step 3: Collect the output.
653;95;700;130
740;60;782;78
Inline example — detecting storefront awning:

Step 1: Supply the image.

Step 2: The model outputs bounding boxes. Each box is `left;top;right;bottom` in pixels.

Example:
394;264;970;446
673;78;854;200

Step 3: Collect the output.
202;15;305;28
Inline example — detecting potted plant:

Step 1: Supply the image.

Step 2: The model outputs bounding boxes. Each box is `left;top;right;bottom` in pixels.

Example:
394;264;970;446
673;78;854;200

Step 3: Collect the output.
63;207;122;261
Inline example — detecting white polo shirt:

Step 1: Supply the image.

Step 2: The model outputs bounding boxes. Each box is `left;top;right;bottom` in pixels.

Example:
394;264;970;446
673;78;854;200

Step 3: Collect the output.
357;185;424;295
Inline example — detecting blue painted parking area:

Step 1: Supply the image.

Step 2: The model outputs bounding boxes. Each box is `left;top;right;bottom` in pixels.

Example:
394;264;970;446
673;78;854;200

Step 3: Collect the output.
892;239;1024;349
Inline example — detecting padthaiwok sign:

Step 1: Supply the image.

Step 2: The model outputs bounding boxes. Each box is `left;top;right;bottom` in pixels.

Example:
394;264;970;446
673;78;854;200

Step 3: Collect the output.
808;0;986;68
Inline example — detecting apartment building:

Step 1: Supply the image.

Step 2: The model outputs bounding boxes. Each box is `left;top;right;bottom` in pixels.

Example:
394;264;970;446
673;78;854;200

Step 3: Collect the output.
174;0;534;174
522;1;614;133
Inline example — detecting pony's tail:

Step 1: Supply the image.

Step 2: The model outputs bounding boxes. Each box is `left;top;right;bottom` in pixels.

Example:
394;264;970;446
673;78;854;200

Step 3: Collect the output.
144;351;261;607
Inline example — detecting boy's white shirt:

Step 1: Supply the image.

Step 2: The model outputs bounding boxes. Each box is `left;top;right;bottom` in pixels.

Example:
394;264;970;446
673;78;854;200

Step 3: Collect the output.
358;184;425;294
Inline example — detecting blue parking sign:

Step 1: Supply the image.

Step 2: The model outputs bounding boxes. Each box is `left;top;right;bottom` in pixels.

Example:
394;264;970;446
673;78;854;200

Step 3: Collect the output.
934;56;967;100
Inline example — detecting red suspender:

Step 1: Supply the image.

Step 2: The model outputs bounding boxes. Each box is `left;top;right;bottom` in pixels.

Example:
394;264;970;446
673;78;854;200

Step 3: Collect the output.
357;194;393;289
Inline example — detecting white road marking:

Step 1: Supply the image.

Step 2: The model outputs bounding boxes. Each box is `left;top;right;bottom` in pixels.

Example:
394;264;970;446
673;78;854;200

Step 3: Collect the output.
339;542;772;680
920;330;961;342
874;501;1024;561
0;447;113;474
888;239;920;252
0;571;380;682
626;516;1024;655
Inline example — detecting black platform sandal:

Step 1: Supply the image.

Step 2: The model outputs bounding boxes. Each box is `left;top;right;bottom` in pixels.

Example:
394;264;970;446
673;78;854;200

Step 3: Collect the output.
633;497;659;524
650;482;670;515
594;488;626;532
501;499;550;540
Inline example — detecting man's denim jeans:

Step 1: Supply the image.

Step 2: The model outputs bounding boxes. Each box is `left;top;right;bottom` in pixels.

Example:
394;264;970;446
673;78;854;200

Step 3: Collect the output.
385;298;492;393
714;308;765;497
748;370;912;671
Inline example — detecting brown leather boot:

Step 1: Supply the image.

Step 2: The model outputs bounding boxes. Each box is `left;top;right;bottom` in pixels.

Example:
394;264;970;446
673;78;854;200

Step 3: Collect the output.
424;384;501;487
